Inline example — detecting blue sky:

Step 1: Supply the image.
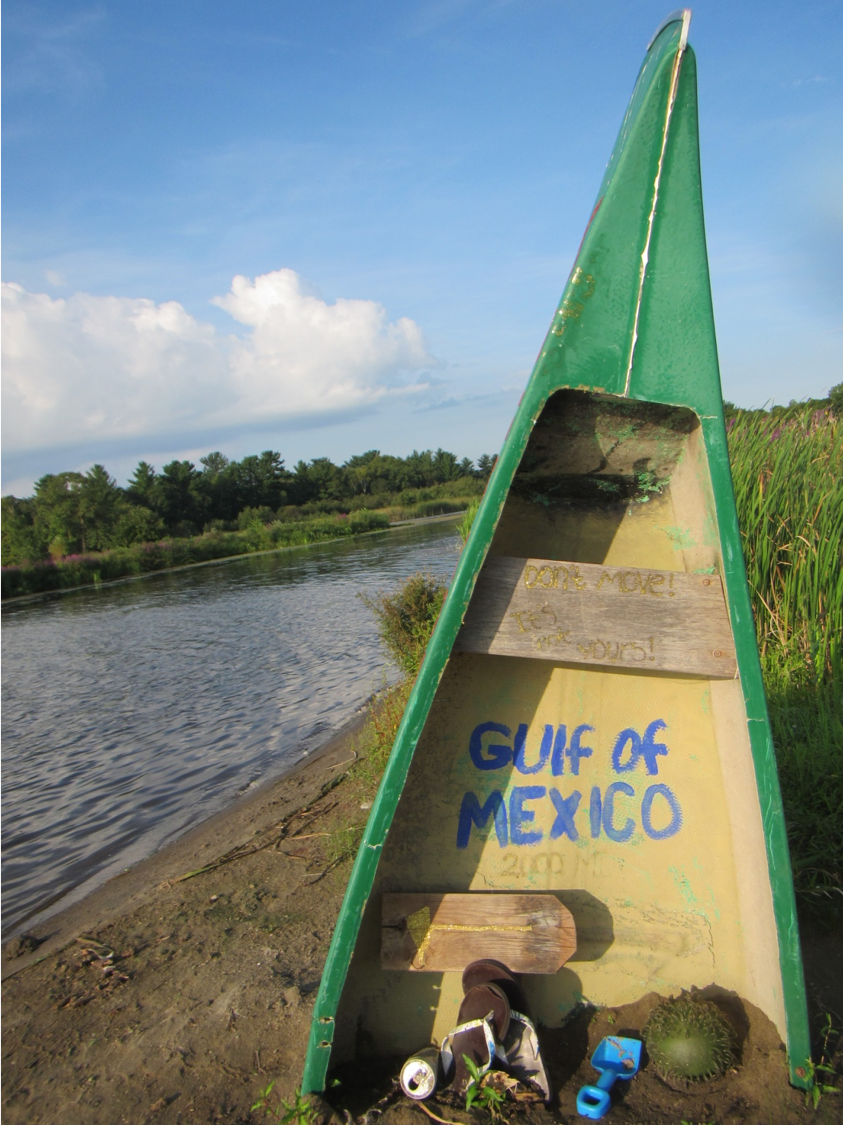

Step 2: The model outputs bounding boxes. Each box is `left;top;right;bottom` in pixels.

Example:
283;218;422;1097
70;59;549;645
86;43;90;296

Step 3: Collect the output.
3;0;841;496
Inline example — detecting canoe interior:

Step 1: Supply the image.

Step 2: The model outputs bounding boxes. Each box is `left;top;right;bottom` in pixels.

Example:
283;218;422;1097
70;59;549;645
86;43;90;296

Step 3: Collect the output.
331;389;784;1065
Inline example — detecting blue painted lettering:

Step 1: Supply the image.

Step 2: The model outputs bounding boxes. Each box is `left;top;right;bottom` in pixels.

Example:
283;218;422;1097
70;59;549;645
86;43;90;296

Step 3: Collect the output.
641;719;669;775
603;782;635;842
549;788;581;840
611;720;668;775
568;724;594;774
641;783;682;839
513;723;553;775
551;725;567;775
589;786;603;838
509;786;545;846
611;728;642;772
469;722;513;771
457;791;508;848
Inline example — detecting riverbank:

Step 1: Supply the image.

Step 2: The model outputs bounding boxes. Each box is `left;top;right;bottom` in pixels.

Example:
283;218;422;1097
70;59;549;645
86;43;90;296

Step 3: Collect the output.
1;705;377;1124
0;511;463;605
2;697;841;1125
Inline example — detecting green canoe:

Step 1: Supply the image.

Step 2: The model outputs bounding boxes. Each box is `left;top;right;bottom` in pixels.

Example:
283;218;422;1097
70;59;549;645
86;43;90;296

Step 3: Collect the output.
303;10;811;1093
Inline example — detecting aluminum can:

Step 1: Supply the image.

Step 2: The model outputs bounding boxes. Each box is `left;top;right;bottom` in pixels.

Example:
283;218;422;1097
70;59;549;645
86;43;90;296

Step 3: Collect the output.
400;1046;440;1100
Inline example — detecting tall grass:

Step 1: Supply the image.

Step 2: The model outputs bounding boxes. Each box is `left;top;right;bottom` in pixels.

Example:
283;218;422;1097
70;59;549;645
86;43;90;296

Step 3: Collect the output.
728;405;842;685
727;404;843;913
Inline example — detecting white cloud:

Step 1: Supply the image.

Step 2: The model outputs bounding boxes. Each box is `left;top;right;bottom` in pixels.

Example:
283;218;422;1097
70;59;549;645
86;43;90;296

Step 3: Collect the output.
1;270;434;457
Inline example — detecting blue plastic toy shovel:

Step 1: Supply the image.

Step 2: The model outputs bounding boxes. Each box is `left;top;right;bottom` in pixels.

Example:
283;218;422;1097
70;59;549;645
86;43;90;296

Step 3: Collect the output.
576;1036;642;1119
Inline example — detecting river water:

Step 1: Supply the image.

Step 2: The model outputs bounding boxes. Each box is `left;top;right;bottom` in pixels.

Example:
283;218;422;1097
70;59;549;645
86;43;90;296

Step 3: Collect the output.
1;521;460;939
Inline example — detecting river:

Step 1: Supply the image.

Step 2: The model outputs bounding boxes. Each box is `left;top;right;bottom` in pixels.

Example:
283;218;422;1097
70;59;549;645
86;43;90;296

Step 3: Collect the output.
1;520;461;939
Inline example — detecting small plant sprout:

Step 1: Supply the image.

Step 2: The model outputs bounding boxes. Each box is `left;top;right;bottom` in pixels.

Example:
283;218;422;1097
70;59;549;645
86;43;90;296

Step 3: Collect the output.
462;1056;507;1119
803;1014;840;1110
251;1082;318;1125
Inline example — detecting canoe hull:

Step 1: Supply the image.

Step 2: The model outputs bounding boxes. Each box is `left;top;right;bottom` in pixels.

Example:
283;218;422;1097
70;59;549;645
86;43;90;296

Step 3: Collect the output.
304;12;810;1092
330;390;785;1062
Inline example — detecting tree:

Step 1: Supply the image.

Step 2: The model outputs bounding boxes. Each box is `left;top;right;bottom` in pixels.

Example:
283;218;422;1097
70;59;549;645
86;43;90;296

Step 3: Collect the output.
198;452;238;522
200;451;230;475
291;457;347;504
112;504;165;547
32;472;86;556
1;495;39;565
78;464;121;551
476;454;497;478
153;461;207;535
432;448;460;482
231;451;290;512
126;461;157;506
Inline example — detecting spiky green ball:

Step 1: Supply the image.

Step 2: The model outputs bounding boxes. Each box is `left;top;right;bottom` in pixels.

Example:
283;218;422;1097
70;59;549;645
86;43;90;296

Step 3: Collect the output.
644;998;733;1087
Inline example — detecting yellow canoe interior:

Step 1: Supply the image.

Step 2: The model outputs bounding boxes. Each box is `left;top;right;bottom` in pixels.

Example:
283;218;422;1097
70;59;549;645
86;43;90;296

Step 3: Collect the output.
332;389;785;1064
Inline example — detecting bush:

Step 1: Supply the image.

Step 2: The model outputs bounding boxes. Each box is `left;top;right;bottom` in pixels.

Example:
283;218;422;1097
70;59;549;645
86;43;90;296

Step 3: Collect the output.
359;572;447;678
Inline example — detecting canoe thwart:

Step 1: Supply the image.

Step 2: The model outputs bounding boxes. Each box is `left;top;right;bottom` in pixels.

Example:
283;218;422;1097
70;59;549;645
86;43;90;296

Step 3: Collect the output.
456;556;737;678
381;892;577;972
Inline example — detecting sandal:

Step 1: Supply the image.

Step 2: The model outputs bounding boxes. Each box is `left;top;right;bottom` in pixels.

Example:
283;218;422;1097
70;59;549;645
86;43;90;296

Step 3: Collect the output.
441;982;510;1093
461;959;552;1102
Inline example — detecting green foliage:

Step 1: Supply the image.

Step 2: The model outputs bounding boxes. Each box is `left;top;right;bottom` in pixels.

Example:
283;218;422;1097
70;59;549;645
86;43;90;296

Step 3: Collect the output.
0;512;395;598
1;495;39;565
462;1056;506;1118
2;444;482;570
457;498;480;544
726;402;843;912
802;1014;840;1110
764;662;843;908
359;572;447;678
251;1082;318;1124
727;404;842;684
352;678;413;800
326;824;364;866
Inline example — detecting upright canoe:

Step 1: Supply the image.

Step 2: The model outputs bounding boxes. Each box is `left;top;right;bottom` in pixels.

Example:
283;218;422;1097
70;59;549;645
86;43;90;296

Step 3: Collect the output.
303;10;811;1093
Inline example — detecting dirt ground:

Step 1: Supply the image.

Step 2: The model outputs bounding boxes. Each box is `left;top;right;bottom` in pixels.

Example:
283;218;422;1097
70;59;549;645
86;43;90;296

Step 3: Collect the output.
3;717;841;1125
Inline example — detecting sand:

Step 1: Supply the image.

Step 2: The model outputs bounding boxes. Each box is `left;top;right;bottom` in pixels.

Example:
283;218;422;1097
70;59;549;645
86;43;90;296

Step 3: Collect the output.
2;709;840;1125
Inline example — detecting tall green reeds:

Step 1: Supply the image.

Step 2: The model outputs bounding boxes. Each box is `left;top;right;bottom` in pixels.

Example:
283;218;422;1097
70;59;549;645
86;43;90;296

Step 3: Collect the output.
728;405;842;685
727;404;842;912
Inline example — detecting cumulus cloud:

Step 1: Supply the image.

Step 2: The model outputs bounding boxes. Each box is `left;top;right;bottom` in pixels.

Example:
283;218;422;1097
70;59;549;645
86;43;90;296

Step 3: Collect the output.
1;270;434;456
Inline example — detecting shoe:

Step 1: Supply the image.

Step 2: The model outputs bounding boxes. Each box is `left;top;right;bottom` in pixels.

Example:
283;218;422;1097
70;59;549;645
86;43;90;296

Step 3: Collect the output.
441;982;510;1094
461;959;552;1102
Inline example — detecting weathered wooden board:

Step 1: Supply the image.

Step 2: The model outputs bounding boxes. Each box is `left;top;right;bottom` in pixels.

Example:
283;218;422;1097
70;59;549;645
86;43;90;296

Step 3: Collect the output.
455;556;736;678
381;893;577;972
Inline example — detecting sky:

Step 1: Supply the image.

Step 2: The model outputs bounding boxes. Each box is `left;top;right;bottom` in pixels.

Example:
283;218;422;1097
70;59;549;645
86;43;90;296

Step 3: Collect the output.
2;0;841;497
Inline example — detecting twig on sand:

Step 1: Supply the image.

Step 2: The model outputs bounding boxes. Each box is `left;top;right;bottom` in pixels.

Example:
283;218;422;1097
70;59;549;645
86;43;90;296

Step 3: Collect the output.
415;1102;461;1125
326;751;358;771
169;800;338;883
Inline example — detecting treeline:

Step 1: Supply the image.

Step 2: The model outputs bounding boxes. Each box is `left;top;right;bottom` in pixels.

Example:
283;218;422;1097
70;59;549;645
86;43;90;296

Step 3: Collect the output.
2;448;497;568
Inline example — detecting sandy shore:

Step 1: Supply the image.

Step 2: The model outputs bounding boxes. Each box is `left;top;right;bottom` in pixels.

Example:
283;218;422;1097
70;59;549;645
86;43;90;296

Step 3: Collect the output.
2;707;369;984
3;699;841;1125
1;706;379;1124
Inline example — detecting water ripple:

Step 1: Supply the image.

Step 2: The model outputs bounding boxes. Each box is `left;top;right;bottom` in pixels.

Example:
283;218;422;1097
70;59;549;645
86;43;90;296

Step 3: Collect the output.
1;522;459;937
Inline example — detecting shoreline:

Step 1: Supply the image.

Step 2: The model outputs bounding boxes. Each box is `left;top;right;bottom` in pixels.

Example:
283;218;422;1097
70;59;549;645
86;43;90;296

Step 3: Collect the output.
2;692;841;1124
1;704;368;980
1;511;463;607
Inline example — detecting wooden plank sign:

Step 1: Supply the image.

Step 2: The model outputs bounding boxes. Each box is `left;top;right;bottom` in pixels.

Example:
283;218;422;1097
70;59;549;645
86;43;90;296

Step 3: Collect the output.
381;893;577;973
455;556;736;678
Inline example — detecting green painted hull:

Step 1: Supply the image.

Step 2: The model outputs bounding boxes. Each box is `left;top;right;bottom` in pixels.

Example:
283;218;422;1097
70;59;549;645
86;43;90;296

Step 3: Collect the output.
303;12;810;1092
